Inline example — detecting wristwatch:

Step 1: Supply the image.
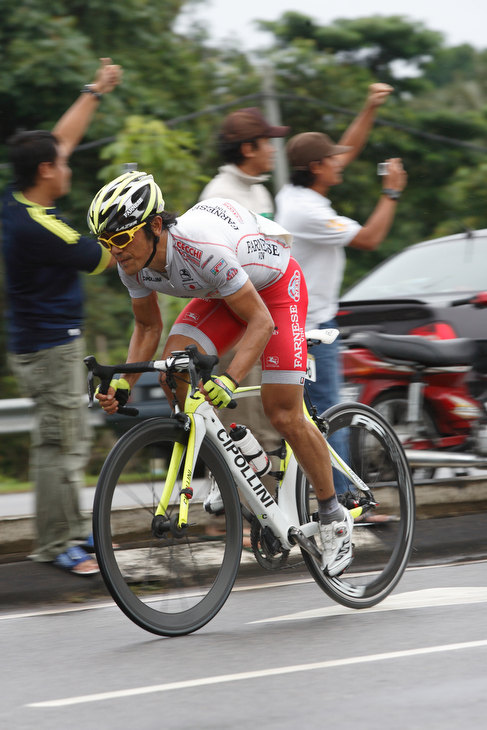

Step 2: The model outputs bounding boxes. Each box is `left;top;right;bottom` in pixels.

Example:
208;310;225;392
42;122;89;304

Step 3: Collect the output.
80;84;103;100
382;188;401;200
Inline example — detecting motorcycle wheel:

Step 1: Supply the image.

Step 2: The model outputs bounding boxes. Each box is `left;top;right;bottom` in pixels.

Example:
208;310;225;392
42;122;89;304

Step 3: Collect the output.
372;388;439;481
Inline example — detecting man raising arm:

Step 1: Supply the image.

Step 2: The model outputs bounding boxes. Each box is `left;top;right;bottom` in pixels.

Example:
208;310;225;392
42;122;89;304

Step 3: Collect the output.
2;58;122;575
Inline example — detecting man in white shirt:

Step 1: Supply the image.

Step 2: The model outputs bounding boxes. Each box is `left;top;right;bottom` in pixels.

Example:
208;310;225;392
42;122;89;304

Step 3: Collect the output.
276;115;407;495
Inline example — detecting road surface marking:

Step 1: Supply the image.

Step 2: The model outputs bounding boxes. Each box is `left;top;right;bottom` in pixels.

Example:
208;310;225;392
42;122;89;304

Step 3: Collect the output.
250;586;487;623
27;638;487;708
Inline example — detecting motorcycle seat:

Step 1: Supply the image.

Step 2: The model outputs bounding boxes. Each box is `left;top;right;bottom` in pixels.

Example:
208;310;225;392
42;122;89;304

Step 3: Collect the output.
345;331;478;368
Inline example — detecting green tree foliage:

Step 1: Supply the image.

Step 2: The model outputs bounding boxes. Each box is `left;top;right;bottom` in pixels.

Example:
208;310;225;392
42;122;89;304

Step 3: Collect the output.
258;13;443;92
99;116;203;212
3;4;487;483
434;163;487;236
256;12;487;288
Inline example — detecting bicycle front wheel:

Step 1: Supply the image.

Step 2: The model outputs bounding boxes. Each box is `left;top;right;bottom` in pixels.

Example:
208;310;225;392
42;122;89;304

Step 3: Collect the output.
93;418;242;636
297;402;415;609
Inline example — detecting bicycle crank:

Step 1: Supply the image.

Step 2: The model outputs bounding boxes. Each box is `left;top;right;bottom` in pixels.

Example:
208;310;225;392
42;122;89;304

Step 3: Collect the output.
288;526;322;560
250;516;290;571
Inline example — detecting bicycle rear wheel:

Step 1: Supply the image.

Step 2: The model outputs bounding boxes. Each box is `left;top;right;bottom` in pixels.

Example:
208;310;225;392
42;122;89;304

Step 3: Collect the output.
93;418;242;636
296;402;415;609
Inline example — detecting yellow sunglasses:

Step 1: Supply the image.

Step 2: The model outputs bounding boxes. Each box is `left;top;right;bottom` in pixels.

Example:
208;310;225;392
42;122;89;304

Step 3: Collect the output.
98;221;147;250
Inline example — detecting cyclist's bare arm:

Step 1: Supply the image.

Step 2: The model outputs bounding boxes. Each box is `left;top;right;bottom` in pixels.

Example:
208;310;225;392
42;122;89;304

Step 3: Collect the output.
96;291;162;414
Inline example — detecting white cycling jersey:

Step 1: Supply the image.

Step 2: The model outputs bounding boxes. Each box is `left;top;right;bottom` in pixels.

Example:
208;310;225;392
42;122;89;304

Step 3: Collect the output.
118;198;292;300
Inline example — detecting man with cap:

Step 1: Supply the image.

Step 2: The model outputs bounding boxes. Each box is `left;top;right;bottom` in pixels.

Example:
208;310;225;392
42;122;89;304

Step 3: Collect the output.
199;106;289;219
275;83;407;500
199;107;291;490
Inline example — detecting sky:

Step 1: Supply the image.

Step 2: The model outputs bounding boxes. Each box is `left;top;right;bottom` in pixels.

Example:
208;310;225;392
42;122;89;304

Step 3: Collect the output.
178;0;487;51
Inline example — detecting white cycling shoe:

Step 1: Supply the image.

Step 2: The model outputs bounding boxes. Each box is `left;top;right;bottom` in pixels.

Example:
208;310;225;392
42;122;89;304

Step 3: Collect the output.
319;507;354;577
203;475;224;515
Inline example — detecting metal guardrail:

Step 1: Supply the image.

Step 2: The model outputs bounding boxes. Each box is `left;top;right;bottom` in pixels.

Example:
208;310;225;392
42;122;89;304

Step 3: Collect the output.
0;397;105;434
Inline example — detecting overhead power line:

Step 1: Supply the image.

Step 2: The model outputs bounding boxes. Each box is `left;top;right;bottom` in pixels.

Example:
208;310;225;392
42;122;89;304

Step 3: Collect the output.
2;90;487;170
277;94;487;154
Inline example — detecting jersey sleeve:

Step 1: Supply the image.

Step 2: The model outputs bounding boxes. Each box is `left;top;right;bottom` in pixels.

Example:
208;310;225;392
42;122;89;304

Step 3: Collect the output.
26;206;108;273
117;265;153;299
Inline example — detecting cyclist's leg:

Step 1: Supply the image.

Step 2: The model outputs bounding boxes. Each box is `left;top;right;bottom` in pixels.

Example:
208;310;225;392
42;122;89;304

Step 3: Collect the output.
259;261;335;501
305;320;349;494
259;263;351;573
260;262;353;575
261;382;334;501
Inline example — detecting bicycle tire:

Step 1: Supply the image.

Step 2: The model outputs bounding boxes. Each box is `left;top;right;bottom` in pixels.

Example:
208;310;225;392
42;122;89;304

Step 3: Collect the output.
296;402;415;609
93;418;242;636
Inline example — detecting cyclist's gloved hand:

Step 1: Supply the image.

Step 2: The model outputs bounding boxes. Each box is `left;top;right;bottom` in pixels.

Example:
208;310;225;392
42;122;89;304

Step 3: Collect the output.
95;378;131;407
202;374;236;409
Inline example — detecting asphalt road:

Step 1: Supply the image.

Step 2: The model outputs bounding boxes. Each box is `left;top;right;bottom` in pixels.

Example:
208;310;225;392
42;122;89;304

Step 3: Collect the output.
1;559;487;729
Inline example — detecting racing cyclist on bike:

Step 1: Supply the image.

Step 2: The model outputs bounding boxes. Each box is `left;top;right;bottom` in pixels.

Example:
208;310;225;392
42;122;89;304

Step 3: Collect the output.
88;170;353;577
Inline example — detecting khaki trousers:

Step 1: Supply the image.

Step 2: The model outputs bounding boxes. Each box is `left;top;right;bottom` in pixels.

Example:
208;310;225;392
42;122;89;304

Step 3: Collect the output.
9;338;92;561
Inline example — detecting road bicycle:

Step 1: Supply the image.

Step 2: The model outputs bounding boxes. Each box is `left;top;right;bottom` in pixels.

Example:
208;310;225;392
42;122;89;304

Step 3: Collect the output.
85;332;415;637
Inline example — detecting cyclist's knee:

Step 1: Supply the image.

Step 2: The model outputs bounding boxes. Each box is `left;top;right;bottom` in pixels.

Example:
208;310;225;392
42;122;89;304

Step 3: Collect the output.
266;403;305;440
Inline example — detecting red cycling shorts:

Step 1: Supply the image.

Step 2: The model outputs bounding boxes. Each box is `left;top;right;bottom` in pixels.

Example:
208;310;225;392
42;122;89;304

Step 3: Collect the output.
171;258;308;385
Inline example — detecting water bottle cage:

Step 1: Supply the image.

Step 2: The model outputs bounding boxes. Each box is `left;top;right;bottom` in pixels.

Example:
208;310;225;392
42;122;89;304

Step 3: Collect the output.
243;450;269;477
244;450;263;462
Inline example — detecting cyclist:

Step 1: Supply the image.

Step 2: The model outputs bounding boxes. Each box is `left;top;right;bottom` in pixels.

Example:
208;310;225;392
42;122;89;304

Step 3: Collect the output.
88;171;353;577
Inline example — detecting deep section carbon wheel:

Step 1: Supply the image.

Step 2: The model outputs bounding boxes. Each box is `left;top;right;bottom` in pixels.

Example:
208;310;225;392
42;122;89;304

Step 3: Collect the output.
297;402;415;609
93;418;242;636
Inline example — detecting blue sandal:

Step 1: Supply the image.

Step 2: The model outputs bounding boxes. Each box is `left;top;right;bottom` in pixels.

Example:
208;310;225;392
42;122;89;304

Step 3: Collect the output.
82;534;95;550
53;546;99;575
82;533;119;551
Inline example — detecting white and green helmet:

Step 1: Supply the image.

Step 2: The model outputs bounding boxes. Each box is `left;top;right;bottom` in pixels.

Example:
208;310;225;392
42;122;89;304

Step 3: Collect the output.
88;171;165;235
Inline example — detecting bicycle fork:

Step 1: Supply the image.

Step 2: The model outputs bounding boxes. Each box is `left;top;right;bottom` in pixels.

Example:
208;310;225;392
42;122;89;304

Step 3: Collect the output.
151;412;205;539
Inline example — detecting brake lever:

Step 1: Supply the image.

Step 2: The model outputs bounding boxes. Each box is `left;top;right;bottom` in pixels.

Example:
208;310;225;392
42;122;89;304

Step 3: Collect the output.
87;370;95;408
187;358;200;396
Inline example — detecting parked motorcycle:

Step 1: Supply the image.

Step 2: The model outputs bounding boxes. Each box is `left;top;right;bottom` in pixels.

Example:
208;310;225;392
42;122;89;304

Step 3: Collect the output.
340;331;487;480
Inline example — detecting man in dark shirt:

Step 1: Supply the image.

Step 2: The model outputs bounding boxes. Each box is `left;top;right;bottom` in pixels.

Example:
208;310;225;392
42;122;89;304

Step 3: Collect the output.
2;58;121;575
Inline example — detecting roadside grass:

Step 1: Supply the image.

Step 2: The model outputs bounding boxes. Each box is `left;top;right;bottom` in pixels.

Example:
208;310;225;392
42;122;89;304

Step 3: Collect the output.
0;470;160;494
0;475;100;494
